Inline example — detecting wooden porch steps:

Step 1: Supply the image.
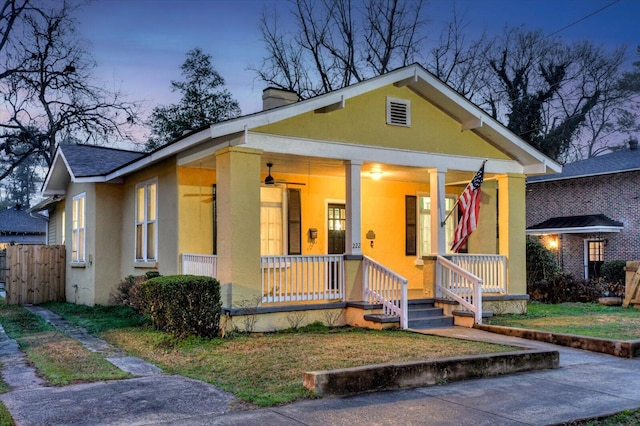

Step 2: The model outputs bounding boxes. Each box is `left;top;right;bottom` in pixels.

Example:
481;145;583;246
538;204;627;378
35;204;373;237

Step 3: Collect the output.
407;298;454;329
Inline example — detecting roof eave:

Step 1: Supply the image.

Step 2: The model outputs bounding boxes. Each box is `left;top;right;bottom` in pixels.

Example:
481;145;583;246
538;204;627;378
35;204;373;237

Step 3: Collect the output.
526;225;623;235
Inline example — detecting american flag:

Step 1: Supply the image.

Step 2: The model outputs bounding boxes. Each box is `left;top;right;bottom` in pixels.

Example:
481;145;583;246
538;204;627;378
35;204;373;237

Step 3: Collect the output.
451;162;485;253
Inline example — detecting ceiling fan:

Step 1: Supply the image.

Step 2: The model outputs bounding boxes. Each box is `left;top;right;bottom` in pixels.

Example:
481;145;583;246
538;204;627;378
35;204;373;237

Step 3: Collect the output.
263;162;306;186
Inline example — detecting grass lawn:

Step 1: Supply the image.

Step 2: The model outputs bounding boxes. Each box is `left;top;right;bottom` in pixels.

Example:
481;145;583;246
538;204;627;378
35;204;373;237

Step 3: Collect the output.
486;302;640;340
43;302;519;407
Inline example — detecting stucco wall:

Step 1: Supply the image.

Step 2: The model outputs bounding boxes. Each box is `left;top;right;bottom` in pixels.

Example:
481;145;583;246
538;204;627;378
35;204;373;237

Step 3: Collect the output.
93;183;124;304
526;171;640;279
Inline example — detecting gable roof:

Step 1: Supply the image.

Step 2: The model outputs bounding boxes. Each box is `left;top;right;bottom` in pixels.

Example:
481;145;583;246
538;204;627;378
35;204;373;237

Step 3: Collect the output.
59;144;145;177
527;214;623;235
528;145;640;183
42;144;145;194
0;206;47;235
42;64;561;195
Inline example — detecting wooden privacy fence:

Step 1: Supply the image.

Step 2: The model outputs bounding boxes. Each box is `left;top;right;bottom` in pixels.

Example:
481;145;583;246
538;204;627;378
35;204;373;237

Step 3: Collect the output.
5;245;65;305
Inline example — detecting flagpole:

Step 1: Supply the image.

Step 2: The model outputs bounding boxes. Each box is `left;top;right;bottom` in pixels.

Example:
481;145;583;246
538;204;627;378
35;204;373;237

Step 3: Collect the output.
440;159;487;227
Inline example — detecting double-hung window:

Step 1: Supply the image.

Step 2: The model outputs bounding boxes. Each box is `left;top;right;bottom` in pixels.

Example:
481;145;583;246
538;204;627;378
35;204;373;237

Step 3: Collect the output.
71;193;85;262
135;180;157;262
261;186;284;255
417;195;457;256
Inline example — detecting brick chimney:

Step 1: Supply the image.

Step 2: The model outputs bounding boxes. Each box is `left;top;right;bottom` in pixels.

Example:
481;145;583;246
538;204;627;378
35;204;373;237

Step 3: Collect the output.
629;137;638;151
262;88;298;111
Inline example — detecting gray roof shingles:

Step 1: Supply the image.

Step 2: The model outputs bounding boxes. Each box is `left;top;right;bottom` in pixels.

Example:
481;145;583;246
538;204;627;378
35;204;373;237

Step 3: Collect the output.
528;146;640;183
60;144;145;177
0;207;47;234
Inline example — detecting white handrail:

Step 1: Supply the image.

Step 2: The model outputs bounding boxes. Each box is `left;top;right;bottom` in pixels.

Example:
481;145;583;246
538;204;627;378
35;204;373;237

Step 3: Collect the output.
436;255;483;324
362;256;408;329
261;255;344;303
447;254;506;293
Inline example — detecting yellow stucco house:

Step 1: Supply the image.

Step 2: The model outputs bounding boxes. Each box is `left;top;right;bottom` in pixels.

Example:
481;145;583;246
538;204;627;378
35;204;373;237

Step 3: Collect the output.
37;64;560;332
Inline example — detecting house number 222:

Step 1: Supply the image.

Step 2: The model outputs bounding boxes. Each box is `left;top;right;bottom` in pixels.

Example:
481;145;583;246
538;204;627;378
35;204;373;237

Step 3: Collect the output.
352;243;361;249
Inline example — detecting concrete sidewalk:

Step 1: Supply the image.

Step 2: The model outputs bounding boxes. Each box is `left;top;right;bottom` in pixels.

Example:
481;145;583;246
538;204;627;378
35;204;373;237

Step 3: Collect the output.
1;308;639;425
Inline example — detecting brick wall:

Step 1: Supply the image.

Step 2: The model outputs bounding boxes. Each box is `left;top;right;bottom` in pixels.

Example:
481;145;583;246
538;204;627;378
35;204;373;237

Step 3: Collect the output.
526;170;640;279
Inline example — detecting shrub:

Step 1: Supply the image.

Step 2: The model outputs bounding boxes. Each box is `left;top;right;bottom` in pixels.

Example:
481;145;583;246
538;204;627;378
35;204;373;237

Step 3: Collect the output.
528;272;619;303
109;274;148;311
526;236;560;285
138;275;222;338
601;260;626;286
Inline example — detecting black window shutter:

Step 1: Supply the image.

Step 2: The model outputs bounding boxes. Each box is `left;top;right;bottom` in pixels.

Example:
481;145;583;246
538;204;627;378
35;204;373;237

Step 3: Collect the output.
405;195;417;256
288;188;302;255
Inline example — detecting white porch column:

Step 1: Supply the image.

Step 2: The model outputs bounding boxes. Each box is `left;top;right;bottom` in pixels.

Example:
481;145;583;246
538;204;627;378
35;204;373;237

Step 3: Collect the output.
345;160;362;255
429;168;447;254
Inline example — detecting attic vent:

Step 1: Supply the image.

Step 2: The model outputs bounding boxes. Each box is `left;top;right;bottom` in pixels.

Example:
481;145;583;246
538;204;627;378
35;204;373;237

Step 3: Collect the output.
386;97;411;127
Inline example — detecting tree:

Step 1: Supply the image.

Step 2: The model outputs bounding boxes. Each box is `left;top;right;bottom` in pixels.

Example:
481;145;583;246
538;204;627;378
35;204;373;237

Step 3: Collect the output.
254;0;428;99
0;153;40;208
476;28;631;162
146;48;241;150
257;3;638;162
0;0;140;185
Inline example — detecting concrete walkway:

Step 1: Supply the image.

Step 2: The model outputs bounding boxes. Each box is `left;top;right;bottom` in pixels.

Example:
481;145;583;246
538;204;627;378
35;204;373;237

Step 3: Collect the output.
1;307;640;425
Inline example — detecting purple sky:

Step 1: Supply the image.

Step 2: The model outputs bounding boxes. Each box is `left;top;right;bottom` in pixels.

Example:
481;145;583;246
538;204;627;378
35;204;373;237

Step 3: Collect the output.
76;0;638;142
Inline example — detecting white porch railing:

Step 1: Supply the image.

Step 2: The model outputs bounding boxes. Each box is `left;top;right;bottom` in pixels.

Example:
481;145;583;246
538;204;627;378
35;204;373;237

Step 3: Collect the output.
436;255;483;324
447;254;506;293
261;255;344;303
181;253;217;277
362;256;409;329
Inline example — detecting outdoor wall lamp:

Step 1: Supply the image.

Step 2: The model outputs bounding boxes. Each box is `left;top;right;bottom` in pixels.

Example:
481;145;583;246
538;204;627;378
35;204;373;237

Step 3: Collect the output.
366;230;376;248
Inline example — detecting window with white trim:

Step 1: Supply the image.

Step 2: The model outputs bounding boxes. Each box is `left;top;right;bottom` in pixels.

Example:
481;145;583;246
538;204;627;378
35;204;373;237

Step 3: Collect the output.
418;195;456;256
261;186;284;255
135;180;157;262
71;193;85;262
61;210;66;245
386;97;411;127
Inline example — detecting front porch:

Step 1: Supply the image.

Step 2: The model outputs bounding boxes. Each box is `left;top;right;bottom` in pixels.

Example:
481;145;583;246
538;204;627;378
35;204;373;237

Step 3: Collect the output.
181;252;513;331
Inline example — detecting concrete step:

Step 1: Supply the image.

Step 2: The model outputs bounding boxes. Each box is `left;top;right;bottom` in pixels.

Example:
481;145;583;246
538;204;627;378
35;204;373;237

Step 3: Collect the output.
408;307;444;319
408;298;436;306
408;316;454;329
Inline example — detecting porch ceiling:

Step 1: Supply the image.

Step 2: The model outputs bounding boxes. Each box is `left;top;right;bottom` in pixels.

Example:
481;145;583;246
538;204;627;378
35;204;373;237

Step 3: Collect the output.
181;153;480;185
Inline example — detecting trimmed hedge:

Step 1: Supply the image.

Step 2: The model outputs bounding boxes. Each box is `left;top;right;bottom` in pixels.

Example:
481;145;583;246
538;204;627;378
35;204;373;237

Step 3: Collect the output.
138;275;222;338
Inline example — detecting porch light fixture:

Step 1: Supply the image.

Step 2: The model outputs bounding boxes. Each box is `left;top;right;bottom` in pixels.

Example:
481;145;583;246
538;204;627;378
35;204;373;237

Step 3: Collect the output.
548;237;558;250
265;162;275;185
370;167;383;180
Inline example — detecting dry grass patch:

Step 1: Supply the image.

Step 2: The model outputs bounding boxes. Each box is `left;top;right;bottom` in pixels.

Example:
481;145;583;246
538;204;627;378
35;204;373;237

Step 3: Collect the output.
0;305;130;386
103;326;518;406
24;332;130;386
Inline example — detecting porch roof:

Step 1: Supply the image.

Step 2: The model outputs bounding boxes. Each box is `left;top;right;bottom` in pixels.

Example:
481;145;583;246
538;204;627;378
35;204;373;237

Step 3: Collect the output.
526;214;623;235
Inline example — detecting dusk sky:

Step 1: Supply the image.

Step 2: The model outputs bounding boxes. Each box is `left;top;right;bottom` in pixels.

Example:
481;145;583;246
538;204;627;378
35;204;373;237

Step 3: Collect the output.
76;0;638;143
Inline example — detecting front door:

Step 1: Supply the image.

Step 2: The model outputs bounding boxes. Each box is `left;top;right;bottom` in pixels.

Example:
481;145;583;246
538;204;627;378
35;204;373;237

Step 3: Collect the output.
585;240;605;279
328;204;345;290
328;204;346;254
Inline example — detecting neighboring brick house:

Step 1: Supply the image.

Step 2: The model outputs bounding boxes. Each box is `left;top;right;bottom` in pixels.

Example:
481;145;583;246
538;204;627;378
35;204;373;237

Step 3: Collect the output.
526;138;640;280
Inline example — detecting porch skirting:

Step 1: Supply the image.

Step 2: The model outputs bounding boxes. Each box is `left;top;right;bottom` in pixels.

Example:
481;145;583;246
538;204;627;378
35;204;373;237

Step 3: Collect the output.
222;302;347;317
